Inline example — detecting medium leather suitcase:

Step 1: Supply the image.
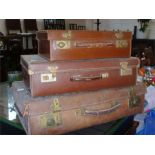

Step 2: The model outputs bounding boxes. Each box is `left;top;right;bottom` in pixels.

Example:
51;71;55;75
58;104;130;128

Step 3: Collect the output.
12;81;146;135
21;55;139;97
36;30;132;61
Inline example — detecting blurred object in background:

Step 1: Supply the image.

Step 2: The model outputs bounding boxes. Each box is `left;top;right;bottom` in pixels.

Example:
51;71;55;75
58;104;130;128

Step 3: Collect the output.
139;66;155;86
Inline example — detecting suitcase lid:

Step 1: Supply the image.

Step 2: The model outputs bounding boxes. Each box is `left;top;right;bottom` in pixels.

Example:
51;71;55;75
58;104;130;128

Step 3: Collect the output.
21;55;140;75
36;30;132;40
12;81;146;117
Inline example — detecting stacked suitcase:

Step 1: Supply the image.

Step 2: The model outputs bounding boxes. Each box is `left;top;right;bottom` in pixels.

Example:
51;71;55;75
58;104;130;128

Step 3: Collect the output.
12;30;146;135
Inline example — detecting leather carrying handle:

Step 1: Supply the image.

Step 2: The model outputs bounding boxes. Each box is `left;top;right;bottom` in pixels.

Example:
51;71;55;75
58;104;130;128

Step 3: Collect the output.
82;102;121;116
70;75;102;81
75;42;114;48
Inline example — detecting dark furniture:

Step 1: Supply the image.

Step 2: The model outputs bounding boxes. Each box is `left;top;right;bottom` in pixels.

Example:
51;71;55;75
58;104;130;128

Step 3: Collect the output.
5;19;22;34
44;19;66;30
132;39;155;66
5;19;23;51
23;19;38;51
0;56;7;82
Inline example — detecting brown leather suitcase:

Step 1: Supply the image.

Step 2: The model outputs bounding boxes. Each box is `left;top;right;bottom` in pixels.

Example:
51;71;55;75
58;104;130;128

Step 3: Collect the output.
12;81;146;135
21;55;140;97
36;30;132;61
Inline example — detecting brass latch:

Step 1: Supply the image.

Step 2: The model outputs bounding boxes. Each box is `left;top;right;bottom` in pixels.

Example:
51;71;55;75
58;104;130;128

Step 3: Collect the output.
41;66;58;82
40;98;62;128
52;98;61;112
120;62;132;76
116;40;128;48
129;87;140;108
40;112;62;128
55;40;71;49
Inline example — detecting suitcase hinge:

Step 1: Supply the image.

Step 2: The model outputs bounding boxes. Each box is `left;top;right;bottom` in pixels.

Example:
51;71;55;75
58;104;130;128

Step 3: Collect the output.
129;87;140;108
62;31;71;39
115;31;124;39
120;62;132;76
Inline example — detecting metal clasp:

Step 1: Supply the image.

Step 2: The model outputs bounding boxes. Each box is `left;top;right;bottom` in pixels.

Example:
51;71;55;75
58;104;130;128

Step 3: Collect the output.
52;98;61;112
120;62;132;76
40;112;62;128
129;87;140;108
41;66;58;83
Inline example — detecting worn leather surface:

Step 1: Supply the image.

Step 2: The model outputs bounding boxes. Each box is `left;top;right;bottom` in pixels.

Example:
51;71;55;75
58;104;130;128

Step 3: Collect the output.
37;30;132;61
12;81;146;135
21;55;139;97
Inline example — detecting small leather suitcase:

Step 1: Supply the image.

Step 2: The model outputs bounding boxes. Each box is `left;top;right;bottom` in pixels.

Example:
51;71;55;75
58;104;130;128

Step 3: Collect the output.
21;55;139;97
36;30;132;61
12;81;146;135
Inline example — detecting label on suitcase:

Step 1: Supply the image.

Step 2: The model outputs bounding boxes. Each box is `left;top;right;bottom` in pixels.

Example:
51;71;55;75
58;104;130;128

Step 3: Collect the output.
12;81;146;135
36;30;132;61
21;55;140;97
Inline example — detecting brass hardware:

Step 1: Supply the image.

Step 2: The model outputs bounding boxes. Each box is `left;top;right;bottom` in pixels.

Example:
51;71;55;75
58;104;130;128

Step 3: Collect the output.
115;32;124;39
75;108;85;116
28;69;34;75
52;98;61;112
101;73;109;78
40;112;62;128
120;62;128;69
129;87;140;108
48;66;58;72
120;62;132;76
41;74;56;82
55;40;71;49
41;66;58;83
62;31;71;39
116;40;128;48
76;101;120;116
23;104;29;116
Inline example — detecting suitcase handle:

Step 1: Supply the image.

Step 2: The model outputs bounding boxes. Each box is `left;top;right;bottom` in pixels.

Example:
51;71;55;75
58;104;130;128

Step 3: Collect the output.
70;74;103;81
82;102;121;116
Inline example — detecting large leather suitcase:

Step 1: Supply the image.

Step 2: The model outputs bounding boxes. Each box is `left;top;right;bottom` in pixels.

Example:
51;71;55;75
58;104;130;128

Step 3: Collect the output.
21;55;139;97
36;30;132;61
12;81;146;135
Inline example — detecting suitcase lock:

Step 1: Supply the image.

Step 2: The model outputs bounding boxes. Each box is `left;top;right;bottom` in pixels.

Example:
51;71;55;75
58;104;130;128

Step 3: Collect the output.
40;98;62;128
40;112;62;128
120;62;132;76
41;66;57;82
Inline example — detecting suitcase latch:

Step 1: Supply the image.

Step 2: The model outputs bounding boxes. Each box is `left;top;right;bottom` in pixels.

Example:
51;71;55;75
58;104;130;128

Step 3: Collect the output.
52;98;61;112
40;112;62;128
55;40;71;49
41;66;57;82
41;73;56;82
116;40;128;48
129;87;140;108
120;62;132;76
